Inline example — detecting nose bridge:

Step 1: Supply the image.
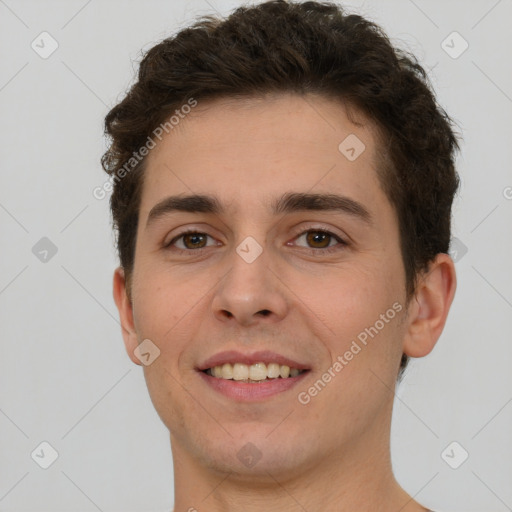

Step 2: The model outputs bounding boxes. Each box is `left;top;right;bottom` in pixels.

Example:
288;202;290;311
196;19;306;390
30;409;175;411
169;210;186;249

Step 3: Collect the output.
211;233;288;325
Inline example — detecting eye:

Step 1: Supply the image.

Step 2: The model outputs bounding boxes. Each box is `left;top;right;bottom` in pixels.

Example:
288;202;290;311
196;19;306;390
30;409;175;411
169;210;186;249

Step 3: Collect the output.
292;228;347;254
164;230;217;252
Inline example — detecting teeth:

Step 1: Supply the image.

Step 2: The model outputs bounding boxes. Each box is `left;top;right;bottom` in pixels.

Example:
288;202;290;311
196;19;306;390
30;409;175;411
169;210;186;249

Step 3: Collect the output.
267;363;281;379
206;362;305;381
249;362;267;381
233;363;249;381
280;365;290;378
221;363;233;379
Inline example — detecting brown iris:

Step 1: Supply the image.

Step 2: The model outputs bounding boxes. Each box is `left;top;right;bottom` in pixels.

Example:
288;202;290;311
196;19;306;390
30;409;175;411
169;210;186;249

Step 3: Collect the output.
182;233;208;249
306;231;332;248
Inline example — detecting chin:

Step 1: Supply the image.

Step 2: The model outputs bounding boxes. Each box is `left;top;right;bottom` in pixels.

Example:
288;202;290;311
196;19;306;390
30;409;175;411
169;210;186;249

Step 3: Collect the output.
190;426;319;479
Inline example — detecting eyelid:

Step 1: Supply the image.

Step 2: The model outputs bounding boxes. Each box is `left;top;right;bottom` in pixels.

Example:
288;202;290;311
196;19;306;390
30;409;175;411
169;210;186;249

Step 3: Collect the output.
289;223;347;242
163;222;220;243
164;229;217;249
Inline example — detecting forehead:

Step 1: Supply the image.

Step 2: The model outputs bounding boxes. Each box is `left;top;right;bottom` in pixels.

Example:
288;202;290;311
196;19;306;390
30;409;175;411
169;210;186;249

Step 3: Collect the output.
140;93;390;221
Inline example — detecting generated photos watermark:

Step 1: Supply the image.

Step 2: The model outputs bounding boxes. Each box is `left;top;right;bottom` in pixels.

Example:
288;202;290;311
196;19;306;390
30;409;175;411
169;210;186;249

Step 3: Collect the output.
297;301;403;405
93;97;198;200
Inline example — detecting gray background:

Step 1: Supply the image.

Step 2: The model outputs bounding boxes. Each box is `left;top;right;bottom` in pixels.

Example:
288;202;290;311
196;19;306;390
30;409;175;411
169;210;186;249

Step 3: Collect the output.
1;0;511;511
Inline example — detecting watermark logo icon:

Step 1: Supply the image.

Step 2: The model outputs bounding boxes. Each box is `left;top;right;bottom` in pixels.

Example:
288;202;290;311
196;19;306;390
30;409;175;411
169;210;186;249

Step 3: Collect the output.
449;237;468;263
237;442;262;468
338;134;366;161
236;236;263;263
31;31;59;59
134;339;161;366
441;31;469;59
31;441;59;469
441;441;469;469
32;237;58;263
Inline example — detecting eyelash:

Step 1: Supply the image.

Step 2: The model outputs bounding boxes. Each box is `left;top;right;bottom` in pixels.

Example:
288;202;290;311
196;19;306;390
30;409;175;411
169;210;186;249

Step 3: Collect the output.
164;227;348;256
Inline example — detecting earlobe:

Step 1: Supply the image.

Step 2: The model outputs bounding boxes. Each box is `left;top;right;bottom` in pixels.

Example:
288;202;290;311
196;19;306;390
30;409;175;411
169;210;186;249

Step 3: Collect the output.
112;267;142;366
402;253;457;358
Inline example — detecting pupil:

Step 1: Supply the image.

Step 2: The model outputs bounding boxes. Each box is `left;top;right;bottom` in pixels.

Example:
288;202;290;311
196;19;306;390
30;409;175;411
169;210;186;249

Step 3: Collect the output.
185;233;206;249
307;231;330;248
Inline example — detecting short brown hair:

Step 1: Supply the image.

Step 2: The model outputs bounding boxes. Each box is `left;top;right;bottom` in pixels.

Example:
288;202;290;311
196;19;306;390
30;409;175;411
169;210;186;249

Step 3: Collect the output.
101;0;460;377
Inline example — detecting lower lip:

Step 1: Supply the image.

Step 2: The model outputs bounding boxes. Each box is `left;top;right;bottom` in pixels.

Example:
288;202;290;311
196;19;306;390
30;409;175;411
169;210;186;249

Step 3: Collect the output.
198;370;310;401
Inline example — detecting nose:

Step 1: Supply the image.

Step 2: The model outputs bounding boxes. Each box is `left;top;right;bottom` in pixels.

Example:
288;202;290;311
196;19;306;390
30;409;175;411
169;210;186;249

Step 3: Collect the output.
211;243;289;327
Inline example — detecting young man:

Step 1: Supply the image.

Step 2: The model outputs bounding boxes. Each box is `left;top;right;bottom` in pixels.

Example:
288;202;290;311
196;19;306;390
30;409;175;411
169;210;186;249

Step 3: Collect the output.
104;1;459;510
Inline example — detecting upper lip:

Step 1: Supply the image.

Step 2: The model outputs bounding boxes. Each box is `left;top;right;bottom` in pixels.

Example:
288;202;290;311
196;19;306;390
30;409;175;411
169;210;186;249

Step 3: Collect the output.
197;350;310;371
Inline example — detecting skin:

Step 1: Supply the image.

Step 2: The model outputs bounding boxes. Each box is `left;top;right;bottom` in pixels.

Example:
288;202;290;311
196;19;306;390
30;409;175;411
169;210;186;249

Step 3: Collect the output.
113;93;456;512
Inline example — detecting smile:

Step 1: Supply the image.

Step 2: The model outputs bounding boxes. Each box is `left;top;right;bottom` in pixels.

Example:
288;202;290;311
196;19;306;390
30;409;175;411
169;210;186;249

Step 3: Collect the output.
204;362;307;382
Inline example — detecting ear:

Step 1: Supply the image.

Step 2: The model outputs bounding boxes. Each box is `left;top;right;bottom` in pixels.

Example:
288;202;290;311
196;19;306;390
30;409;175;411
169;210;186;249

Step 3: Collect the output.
113;267;142;366
402;253;457;358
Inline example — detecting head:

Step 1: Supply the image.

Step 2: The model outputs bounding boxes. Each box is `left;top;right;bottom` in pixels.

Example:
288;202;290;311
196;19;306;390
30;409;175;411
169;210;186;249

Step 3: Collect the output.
105;0;459;481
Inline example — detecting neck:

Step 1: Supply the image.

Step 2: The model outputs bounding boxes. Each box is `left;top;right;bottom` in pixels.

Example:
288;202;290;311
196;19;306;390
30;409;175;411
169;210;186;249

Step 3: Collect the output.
170;419;428;512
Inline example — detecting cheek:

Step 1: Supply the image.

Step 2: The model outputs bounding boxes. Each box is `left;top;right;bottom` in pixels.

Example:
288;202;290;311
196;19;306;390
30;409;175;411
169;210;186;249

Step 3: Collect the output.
302;263;388;326
142;363;191;439
131;266;219;380
133;274;198;429
132;266;199;338
306;257;404;366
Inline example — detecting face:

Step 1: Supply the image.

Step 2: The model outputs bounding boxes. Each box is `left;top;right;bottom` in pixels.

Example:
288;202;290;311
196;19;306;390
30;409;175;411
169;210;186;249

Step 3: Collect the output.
116;93;416;480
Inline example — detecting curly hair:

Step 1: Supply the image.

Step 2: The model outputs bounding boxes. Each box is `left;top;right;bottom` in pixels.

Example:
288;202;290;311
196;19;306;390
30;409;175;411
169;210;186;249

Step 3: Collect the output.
101;0;460;377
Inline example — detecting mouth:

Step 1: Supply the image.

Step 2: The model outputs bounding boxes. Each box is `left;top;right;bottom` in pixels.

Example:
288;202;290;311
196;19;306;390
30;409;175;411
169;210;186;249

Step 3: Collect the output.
196;350;311;401
202;362;308;383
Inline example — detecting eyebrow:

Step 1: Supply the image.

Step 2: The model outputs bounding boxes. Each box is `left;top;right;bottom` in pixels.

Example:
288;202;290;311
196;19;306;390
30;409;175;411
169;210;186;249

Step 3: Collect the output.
145;192;373;228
